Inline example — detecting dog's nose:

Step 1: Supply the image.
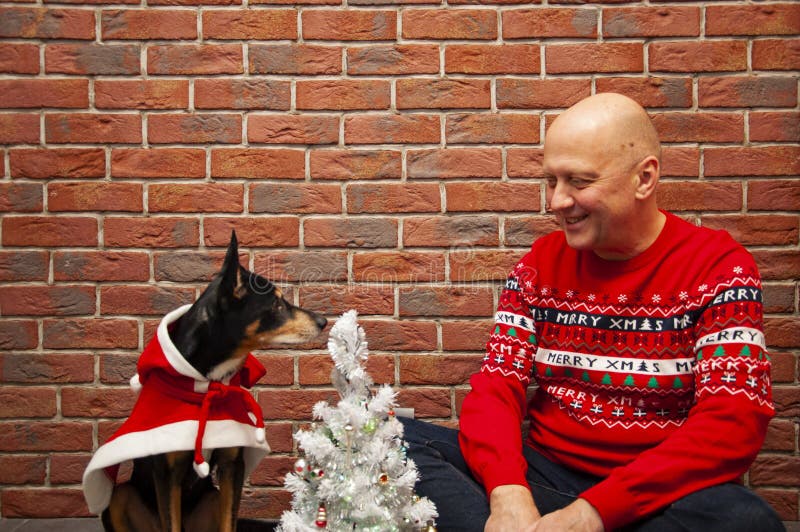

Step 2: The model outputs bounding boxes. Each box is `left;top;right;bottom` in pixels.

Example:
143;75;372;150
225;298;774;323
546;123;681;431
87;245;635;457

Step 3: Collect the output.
315;315;328;329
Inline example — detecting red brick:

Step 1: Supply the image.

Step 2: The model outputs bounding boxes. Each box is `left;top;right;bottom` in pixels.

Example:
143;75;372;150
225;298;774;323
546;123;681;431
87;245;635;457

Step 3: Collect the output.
0;422;92;451
249;44;341;75
102;9;197;39
0;252;48;282
0;79;88;109
404;215;499;247
446;44;539;74
148;0;235;5
649;40;747;72
95;79;189;109
446;181;541;212
347;45;439;75
402;9;497;40
256;355;293;387
0;488;90;518
149;183;244;213
111;148;205;178
497;78;591;109
768;352;798;384
254;251;348;283
659;147;699;178
43;318;138;349
259;389;341;420
0;183;42;213
60;387;136;418
398;285;494;316
0;113;36;143
50;454;92;485
47;182;141;213
0;285;95;316
705;146;800;177
450;249;521;281
296;80;390;110
0;354;93;383
603;7;699;37
397;79;491;109
750;112;800;142
104;217;199;248
304;217;398;248
299;285;394;315
211;148;305;179
100;285;195;315
0;7;95;39
546;42;643;73
504;215;560;246
148;113;242;144
749;455;800;487
442;319;494;351
408;148;502;179
353;251;445;282
650;112;743;143
595;77;692;108
303;10;396;40
248;115;338;145
748;180;800;211
154;251;225;282
0;387;56;418
0;320;38;350
204;217;300;248
507;148;544;178
310;149;402;180
400;354;480;385
46;43;139;75
99;354;140;385
3;216;97;247
656;181;742;211
250;183;341;214
45;113;141;144
698;76;797;108
53;251;148;281
396;387;452;418
147;44;243;75
195;78;290;110
503;8;597;38
250;455;295;486
344;114;440;144
706;4;799;36
0;456;46;485
203;9;296;39
360;319;437;351
446;113;539;144
752;38;800;70
347;183;442;214
0;43;39;74
701;215;798;247
762;284;797;314
752;248;800;282
755;488;798;522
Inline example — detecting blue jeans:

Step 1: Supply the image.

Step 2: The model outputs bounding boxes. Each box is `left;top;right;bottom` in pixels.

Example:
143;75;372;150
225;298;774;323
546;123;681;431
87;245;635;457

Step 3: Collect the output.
400;418;785;532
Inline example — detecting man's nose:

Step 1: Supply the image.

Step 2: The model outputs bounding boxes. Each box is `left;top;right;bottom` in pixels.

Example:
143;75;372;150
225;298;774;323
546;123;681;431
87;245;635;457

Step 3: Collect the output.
547;181;574;212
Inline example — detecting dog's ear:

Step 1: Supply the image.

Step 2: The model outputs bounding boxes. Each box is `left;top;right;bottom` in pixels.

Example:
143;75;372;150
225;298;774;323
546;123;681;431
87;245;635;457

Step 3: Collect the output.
219;230;247;302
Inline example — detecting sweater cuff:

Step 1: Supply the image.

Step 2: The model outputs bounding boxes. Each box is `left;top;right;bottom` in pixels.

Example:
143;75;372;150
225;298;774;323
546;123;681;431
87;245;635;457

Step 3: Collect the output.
481;466;530;499
580;481;635;531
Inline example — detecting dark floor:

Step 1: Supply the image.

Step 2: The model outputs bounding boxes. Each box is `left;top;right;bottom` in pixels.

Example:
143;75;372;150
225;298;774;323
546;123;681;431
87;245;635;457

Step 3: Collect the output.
0;518;278;531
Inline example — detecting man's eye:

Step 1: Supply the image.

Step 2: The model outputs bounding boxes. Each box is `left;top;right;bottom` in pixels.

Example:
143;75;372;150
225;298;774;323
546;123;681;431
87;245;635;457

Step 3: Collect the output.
545;178;557;188
570;178;590;187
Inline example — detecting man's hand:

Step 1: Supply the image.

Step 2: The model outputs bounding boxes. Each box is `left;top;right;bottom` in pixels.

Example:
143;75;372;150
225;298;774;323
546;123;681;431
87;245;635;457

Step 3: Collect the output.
485;484;540;532
528;498;604;532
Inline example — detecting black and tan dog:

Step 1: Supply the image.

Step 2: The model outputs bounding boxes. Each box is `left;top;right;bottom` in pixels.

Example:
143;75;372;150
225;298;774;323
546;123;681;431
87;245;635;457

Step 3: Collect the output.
83;231;327;532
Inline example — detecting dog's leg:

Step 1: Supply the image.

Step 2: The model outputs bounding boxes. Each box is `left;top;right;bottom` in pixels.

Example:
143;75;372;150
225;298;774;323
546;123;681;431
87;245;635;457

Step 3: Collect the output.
213;447;245;532
102;483;160;532
152;451;192;532
184;488;222;532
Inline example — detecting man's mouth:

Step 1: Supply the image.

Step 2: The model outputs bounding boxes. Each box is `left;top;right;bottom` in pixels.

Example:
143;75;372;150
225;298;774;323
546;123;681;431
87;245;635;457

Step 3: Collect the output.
563;214;588;225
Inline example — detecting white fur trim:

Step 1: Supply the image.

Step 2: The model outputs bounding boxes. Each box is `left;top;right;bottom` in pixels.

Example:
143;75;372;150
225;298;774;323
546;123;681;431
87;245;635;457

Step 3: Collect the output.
194;460;210;478
255;427;265;443
129;374;142;393
82;419;269;514
157;305;206;382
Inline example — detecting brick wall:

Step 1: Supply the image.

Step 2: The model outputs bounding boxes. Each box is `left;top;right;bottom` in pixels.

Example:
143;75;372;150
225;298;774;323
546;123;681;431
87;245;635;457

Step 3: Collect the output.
0;0;798;522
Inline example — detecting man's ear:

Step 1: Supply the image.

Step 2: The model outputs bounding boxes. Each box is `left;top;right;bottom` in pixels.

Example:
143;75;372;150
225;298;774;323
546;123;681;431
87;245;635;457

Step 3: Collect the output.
219;230;247;304
635;156;660;201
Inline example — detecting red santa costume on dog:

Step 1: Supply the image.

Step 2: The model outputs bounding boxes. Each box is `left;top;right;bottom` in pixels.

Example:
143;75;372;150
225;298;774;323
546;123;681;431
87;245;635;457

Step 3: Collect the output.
82;304;270;515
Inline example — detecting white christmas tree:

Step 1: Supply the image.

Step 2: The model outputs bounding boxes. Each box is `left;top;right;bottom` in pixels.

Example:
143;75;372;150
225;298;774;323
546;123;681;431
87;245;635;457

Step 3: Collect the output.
278;310;438;532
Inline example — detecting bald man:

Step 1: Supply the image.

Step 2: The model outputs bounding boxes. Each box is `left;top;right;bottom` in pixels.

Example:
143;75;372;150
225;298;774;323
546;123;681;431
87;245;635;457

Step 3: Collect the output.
400;93;783;531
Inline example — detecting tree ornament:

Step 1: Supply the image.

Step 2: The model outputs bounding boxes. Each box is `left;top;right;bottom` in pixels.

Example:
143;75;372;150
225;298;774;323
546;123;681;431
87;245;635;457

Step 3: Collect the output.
315;504;327;528
294;458;308;475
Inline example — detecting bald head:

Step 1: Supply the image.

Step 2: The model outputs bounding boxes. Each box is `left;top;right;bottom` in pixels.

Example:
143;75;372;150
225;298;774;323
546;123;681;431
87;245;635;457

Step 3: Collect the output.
547;93;661;168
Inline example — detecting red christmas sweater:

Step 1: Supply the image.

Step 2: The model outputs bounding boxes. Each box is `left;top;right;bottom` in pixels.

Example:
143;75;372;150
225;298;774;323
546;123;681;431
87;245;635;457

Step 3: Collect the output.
459;212;774;530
